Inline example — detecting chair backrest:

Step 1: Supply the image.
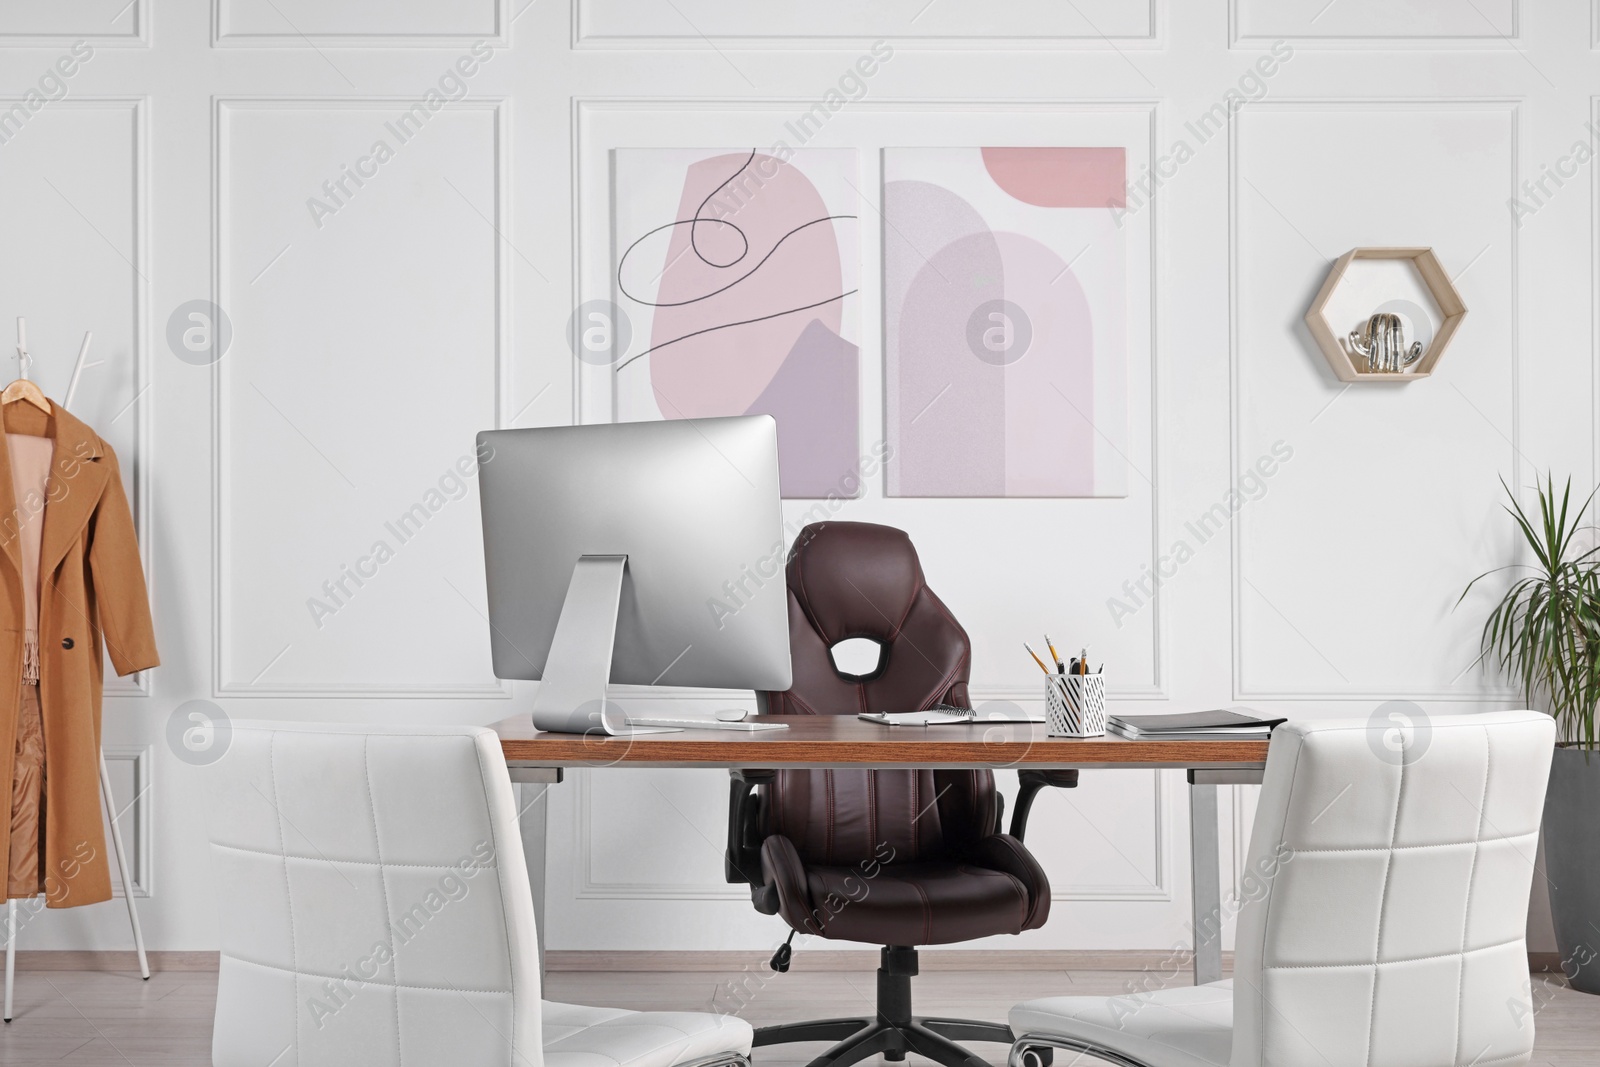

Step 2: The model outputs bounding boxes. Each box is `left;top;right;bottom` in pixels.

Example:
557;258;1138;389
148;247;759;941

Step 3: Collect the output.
762;521;972;715
758;522;995;867
1231;711;1555;1067
204;721;542;1067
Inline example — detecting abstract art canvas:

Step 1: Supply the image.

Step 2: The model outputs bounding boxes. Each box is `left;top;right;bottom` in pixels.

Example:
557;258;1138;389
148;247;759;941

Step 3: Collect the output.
884;147;1129;497
612;148;860;499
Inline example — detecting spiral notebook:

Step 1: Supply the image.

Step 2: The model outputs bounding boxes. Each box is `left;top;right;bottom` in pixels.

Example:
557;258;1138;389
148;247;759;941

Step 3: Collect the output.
858;706;976;726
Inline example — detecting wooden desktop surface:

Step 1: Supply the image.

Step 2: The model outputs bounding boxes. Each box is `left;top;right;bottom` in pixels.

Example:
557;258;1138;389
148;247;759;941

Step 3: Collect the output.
492;714;1271;770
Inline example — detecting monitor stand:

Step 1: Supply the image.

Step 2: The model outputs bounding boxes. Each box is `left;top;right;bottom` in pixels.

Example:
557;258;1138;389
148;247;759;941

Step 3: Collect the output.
529;554;676;735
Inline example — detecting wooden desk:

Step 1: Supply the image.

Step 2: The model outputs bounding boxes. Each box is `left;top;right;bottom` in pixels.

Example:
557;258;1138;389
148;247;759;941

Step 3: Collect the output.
493;715;1269;985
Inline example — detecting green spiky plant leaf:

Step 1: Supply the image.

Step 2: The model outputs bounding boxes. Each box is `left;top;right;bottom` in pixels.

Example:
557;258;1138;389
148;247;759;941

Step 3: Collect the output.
1462;475;1600;749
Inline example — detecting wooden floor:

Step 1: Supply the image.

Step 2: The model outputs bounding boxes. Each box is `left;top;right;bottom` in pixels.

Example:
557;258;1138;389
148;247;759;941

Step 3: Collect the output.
0;963;1595;1065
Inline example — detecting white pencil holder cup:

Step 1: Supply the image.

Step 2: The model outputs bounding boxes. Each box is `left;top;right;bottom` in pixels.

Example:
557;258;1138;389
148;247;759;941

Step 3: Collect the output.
1045;674;1107;737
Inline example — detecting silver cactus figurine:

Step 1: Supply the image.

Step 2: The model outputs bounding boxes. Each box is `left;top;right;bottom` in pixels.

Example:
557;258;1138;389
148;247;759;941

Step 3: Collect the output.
1348;313;1424;373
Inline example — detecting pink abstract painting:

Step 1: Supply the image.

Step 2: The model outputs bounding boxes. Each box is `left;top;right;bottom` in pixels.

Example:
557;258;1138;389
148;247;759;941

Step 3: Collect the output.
884;147;1128;498
612;148;860;499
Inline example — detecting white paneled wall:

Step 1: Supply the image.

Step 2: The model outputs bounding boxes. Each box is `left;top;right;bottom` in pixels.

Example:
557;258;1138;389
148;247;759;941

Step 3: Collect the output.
1232;102;1520;700
571;2;1156;48
1231;1;1518;44
215;100;506;696
0;1;1586;955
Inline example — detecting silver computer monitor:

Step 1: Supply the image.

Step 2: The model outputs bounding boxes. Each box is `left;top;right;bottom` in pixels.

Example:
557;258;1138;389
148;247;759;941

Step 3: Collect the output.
477;415;792;733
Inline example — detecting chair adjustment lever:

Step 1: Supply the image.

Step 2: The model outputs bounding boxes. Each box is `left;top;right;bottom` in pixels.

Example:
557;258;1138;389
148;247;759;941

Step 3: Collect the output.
770;930;796;973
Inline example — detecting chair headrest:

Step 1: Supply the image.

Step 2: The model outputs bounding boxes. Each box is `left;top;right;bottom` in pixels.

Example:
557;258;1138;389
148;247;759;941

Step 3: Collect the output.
788;521;926;645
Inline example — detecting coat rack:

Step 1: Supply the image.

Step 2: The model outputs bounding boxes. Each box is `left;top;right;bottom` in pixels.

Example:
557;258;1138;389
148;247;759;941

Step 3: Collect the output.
3;316;144;1025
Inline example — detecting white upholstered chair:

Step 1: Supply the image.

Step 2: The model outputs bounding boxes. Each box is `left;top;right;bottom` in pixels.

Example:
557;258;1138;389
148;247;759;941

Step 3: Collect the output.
1009;711;1556;1067
203;721;753;1067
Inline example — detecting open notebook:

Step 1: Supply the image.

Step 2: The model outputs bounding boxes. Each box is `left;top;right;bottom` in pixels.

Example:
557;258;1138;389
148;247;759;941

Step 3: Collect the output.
858;704;1046;726
858;707;974;726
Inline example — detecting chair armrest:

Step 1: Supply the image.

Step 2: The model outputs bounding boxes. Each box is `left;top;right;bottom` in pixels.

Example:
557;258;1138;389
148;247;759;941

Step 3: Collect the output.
971;833;1051;931
1023;769;1081;787
725;768;775;886
760;834;816;932
1009;769;1080;840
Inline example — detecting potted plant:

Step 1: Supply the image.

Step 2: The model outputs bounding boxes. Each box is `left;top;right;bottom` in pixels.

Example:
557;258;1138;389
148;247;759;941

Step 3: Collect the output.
1464;475;1600;993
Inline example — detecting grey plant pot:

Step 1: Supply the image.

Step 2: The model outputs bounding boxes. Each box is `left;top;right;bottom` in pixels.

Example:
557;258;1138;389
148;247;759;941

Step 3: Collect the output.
1544;745;1600;995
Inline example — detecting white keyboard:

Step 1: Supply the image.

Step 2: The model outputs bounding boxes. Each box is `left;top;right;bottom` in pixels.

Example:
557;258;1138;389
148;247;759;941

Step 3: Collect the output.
625;717;789;732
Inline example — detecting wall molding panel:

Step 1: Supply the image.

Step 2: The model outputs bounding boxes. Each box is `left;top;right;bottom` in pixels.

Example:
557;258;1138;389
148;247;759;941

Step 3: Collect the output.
0;3;147;46
102;746;154;899
574;771;748;901
572;0;1159;50
573;767;1171;904
212;0;509;48
1230;0;1519;48
0;97;152;696
211;98;511;699
572;97;1167;700
1229;99;1523;703
1592;95;1600;506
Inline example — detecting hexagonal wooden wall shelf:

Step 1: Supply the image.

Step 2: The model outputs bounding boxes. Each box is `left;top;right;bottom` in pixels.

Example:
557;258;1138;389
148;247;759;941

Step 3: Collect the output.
1304;247;1467;383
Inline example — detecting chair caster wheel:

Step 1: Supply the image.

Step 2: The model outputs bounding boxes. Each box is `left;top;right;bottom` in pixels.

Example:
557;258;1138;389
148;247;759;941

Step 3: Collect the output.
1019;1047;1052;1067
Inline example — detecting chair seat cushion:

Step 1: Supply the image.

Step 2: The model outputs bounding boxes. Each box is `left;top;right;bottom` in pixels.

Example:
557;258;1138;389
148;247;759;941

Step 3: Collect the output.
805;861;1032;945
543;1000;753;1067
1009;980;1233;1067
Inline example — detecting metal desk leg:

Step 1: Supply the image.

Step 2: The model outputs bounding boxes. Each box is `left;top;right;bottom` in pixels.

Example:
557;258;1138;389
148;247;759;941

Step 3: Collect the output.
511;769;561;982
1186;768;1264;986
1188;780;1222;986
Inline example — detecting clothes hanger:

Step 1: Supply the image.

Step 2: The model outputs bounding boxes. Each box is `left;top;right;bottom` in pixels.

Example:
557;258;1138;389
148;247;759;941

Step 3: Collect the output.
3;319;98;424
3;318;52;416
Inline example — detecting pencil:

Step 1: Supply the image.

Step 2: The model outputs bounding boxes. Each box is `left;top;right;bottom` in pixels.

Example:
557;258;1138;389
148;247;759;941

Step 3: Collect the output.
1044;634;1064;673
1023;642;1052;677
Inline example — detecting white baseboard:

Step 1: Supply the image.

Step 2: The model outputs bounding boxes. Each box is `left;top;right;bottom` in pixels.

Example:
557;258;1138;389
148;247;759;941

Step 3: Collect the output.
18;948;1557;975
545;949;1231;972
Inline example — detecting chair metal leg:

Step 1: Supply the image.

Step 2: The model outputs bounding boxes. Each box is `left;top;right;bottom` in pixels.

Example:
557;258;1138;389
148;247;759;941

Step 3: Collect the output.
754;1018;874;1046
904;1023;994;1067
100;752;149;980
753;948;1013;1067
917;1017;1014;1044
801;1020;897;1067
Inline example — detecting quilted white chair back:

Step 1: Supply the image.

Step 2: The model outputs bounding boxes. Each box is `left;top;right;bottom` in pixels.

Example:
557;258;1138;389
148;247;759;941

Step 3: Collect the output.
204;721;543;1067
1231;710;1555;1067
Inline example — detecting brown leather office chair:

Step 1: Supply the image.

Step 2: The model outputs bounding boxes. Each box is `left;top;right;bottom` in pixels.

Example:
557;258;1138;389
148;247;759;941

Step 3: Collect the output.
724;522;1055;1067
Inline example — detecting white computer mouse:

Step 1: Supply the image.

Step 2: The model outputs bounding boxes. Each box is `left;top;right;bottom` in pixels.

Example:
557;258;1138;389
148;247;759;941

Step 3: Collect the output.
715;708;749;722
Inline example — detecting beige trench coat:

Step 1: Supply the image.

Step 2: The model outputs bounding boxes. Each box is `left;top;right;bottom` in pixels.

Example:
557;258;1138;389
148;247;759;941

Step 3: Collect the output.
0;402;158;907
